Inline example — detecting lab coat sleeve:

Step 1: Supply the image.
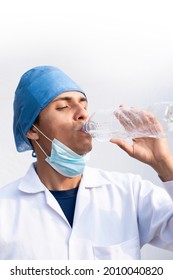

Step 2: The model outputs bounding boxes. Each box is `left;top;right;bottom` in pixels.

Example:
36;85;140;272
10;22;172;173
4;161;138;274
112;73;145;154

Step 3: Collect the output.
136;177;173;251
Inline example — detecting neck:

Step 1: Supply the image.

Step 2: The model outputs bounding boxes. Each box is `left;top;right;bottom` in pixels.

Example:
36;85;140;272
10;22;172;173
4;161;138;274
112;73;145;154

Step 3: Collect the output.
35;159;82;191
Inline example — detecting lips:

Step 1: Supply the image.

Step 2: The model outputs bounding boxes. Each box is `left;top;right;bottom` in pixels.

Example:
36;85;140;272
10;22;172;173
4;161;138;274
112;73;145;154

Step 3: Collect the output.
80;126;86;132
77;126;90;136
74;123;86;132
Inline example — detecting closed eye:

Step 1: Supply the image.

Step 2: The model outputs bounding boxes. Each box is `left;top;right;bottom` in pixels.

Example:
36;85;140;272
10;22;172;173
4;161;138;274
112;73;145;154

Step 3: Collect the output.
56;106;69;110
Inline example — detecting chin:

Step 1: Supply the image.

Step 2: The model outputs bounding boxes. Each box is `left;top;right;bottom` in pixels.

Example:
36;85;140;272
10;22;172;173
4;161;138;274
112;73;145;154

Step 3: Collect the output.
75;142;93;155
82;146;92;155
67;134;92;155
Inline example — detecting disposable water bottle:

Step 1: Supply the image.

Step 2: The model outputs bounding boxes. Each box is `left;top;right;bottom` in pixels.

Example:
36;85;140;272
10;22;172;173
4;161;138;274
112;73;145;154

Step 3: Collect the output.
83;102;173;142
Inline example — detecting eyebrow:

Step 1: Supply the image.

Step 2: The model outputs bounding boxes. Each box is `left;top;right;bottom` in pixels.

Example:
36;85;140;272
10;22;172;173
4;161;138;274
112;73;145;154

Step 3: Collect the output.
52;96;88;103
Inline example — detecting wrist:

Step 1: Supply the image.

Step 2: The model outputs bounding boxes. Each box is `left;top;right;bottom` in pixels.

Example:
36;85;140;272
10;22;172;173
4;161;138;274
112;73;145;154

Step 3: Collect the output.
155;156;173;182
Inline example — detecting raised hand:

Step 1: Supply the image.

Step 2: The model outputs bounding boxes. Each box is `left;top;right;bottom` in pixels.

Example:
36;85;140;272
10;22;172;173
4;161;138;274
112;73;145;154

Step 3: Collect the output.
110;107;173;181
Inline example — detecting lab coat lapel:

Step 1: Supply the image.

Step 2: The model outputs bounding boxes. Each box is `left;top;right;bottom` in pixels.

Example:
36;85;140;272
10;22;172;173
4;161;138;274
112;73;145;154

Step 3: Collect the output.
18;163;70;225
72;166;110;225
72;178;90;226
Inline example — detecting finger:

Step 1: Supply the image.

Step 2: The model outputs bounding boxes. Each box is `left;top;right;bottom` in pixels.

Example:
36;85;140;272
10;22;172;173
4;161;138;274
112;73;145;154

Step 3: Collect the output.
115;107;164;138
115;107;148;130
115;109;137;131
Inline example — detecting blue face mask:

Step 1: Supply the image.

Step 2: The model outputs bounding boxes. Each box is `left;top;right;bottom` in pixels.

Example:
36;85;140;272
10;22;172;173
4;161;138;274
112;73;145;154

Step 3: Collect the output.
46;139;90;177
33;125;90;177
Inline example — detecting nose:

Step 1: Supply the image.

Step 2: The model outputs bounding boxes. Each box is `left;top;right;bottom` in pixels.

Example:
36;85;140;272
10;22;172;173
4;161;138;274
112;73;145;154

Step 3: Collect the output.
73;103;89;121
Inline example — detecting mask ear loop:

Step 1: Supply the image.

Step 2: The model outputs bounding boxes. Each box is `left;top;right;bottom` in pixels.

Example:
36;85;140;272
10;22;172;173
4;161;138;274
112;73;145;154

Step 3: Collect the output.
32;124;52;157
32;124;52;142
34;140;48;157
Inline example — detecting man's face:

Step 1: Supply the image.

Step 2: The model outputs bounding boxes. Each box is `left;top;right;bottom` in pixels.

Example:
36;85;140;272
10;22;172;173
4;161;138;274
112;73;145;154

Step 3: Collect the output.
35;91;92;155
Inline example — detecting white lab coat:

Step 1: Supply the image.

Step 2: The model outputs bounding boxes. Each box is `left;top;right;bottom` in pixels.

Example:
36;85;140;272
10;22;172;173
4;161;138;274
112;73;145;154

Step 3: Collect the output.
0;163;173;260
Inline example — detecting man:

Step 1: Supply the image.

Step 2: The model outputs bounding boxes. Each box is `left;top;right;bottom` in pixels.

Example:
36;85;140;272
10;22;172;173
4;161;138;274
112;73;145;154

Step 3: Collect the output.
0;65;173;259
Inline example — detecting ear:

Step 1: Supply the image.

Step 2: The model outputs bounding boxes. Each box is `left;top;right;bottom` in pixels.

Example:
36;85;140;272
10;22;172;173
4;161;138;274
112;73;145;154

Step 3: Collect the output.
26;126;39;141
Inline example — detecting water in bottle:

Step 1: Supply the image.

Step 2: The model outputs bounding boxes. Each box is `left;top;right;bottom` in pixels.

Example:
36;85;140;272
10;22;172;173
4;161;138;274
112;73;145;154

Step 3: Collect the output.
83;102;173;142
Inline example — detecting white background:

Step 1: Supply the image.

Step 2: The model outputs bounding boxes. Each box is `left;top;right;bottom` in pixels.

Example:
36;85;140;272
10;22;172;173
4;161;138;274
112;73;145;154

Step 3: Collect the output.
1;0;173;259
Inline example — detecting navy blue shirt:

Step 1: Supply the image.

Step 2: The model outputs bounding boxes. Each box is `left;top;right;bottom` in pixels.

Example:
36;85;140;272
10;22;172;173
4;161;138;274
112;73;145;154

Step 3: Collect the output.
50;186;79;227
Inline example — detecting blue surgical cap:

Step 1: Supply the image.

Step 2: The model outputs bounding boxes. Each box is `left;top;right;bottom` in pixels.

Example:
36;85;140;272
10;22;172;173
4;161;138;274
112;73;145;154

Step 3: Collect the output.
13;65;86;152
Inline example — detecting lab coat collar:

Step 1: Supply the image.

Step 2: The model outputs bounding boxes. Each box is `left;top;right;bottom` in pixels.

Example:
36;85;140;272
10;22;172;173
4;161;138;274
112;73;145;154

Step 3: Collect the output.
80;166;111;188
17;163;111;226
18;163;111;194
18;163;46;193
18;163;71;225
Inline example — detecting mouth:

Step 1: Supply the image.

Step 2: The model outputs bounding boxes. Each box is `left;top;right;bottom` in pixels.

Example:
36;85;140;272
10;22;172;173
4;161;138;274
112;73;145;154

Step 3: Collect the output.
75;123;86;132
75;123;91;139
80;126;87;132
79;129;88;136
77;126;91;139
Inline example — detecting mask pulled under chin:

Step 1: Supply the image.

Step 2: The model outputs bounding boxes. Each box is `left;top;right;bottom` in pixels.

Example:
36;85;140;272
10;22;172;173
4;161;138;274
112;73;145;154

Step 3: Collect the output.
45;138;91;177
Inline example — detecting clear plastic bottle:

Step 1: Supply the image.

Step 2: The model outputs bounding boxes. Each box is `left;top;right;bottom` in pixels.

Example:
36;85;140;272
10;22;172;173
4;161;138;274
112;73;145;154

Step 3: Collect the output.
83;102;173;142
